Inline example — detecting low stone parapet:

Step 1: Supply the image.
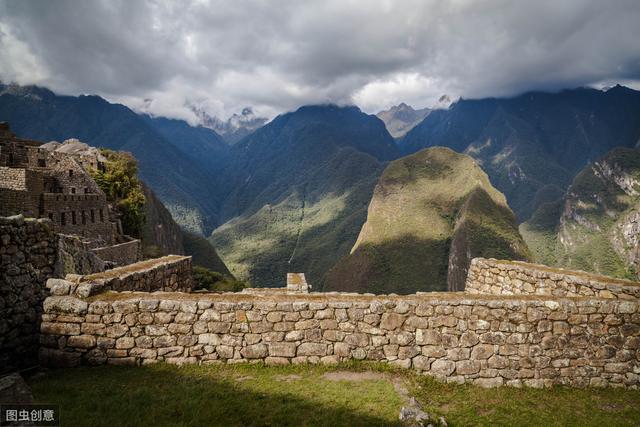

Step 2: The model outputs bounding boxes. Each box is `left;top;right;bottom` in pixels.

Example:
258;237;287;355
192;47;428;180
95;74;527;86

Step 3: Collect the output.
466;258;640;299
47;255;193;298
39;290;640;389
91;239;141;267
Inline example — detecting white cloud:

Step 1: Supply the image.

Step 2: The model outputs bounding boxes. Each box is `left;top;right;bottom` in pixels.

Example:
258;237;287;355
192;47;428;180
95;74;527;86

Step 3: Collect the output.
0;0;639;121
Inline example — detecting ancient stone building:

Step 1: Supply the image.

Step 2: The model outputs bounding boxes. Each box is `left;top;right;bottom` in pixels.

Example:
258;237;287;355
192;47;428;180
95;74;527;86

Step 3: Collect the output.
0;122;140;265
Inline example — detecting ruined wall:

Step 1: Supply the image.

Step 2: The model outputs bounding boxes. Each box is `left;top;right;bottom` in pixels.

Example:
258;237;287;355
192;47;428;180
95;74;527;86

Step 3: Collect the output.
40;288;639;389
55;234;107;277
466;258;640;299
0;167;43;217
41;193;116;244
91;240;141;267
45;152;102;195
0;215;57;372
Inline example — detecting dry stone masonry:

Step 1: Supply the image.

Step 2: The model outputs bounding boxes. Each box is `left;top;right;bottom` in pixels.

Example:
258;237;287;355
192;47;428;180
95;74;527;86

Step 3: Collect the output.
39;257;640;389
1;215;57;371
59;255;193;298
466;258;640;299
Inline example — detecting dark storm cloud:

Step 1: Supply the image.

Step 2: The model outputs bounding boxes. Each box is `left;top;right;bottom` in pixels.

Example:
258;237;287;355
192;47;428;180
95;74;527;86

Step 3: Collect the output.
1;0;639;121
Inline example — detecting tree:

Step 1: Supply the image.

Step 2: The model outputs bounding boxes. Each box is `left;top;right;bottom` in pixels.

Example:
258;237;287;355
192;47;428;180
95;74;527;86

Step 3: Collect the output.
91;149;146;238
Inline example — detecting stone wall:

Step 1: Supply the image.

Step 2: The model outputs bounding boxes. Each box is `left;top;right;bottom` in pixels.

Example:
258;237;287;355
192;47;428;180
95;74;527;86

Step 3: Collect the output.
64;255;193;297
0;167;43;217
55;234;108;277
91;239;141;267
40;193;116;244
40;288;640;389
466;258;640;299
0;215;57;372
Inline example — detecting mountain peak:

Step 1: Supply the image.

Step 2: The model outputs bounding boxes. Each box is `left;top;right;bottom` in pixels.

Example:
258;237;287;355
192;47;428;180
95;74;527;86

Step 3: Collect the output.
188;104;268;144
376;103;431;138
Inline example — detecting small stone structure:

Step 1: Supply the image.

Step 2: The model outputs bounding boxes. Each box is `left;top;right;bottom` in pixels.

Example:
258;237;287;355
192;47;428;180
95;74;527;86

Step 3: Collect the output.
91;240;142;266
39;257;640;389
241;272;312;295
287;273;311;293
0;215;57;371
466;258;640;299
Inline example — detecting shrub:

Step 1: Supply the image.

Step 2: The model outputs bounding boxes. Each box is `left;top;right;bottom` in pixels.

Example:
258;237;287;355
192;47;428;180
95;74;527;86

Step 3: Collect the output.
192;266;247;292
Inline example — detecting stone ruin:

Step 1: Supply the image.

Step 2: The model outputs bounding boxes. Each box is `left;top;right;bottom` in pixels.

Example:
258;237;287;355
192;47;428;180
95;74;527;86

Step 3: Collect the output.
0;122;141;270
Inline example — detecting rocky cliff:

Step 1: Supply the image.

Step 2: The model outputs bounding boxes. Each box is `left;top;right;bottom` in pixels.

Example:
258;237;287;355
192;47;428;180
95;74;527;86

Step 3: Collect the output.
521;147;640;279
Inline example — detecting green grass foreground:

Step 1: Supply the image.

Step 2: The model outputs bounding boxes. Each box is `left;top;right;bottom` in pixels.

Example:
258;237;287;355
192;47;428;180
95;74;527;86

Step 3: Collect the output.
28;362;640;427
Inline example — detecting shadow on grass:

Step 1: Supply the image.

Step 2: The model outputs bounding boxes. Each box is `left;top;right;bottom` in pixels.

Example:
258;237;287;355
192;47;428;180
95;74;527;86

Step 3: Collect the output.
27;364;404;427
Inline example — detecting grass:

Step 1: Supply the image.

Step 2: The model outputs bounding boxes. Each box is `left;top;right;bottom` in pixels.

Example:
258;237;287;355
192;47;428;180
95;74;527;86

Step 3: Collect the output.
27;362;640;427
408;374;640;426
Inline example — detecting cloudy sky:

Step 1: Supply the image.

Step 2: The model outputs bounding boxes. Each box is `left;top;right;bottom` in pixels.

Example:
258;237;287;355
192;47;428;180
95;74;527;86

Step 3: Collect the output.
1;0;639;123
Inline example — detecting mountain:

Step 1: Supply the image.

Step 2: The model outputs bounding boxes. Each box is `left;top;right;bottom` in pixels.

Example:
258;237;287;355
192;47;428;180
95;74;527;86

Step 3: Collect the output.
141;182;231;276
140;114;229;177
520;147;640;280
376;103;431;138
190;105;268;144
400;86;640;222
141;182;185;258
210;104;399;288
324;147;530;294
0;83;225;234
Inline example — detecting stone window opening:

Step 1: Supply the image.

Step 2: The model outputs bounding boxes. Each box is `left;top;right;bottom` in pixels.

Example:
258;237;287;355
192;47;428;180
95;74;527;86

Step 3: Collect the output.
99;209;104;222
81;210;86;225
38;158;46;167
72;211;76;225
91;209;95;223
60;212;66;226
68;169;73;177
48;213;53;221
84;187;89;194
71;187;76;194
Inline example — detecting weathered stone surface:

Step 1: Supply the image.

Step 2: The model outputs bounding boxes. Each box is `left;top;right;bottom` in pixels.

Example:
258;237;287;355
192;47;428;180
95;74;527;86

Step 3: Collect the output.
269;342;297;358
297;343;327;356
379;313;406;330
44;297;88;315
241;344;268;359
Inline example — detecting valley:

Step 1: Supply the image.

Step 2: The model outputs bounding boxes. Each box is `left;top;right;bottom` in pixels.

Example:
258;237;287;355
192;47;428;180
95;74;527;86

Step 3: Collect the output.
2;83;639;290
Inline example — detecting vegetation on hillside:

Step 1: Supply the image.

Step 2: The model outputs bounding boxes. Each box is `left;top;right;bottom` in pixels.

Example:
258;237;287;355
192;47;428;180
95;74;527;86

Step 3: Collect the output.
192;266;246;292
325;147;530;294
521;147;640;280
91;149;146;238
210;106;391;289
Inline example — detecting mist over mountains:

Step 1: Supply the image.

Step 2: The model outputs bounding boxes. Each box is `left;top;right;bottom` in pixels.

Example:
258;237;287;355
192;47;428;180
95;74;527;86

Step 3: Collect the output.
1;82;639;289
188;104;268;144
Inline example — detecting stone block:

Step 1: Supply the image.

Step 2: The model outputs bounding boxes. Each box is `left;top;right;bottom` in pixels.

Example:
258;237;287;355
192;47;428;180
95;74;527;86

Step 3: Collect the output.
269;342;297;358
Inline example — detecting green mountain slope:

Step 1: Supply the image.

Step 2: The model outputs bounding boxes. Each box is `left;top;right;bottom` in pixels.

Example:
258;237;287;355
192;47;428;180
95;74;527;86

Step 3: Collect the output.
210;105;395;288
142;182;232;276
400;86;640;222
521;148;640;279
324;147;530;294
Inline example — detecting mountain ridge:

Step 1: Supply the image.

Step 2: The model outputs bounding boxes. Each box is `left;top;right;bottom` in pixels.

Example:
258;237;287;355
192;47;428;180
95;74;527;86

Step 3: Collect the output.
400;86;640;222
